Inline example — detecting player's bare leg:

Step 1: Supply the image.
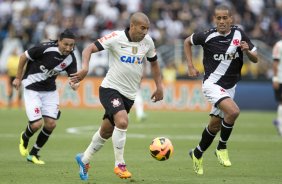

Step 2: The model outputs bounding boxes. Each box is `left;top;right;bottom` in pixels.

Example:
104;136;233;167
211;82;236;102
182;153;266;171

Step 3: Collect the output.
112;110;131;179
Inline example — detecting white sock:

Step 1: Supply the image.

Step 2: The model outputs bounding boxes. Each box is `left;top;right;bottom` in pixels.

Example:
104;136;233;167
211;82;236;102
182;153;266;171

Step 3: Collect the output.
277;105;282;132
112;126;127;166
82;129;106;164
135;90;144;118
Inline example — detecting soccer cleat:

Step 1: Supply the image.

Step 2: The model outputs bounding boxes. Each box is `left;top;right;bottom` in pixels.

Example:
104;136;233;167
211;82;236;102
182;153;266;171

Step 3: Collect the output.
75;153;90;181
27;154;45;164
19;132;29;157
215;149;232;167
272;119;282;136
189;149;203;175
114;163;132;179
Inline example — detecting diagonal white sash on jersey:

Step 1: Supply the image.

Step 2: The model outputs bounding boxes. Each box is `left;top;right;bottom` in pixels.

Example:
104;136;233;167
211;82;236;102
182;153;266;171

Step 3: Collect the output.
22;54;73;88
207;30;242;83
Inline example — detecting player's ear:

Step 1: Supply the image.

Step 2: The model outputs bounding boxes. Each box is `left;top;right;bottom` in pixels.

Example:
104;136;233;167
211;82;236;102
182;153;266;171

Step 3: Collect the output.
230;15;233;23
72;43;76;51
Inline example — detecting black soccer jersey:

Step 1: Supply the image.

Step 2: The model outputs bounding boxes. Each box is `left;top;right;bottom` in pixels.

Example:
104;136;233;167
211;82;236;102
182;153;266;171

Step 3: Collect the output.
191;25;256;89
22;41;77;91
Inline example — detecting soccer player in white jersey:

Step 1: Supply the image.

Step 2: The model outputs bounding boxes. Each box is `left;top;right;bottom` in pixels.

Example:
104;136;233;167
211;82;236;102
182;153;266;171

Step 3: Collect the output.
184;5;258;175
13;29;79;164
71;12;163;180
272;39;282;136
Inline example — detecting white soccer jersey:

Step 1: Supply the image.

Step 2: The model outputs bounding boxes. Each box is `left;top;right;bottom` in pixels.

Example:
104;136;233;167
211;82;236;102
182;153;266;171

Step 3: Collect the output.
95;28;157;100
272;40;282;83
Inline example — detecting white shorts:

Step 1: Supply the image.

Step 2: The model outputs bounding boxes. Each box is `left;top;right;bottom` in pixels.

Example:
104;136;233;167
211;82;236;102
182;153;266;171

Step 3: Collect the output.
23;88;60;122
202;81;236;118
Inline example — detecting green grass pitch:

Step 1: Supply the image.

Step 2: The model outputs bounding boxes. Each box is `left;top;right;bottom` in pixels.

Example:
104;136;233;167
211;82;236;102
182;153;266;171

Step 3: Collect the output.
0;108;281;184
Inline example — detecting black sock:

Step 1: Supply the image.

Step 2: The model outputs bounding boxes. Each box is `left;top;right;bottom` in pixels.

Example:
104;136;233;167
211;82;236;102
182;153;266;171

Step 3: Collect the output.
194;127;216;159
29;146;40;156
217;120;234;150
30;127;52;156
22;124;34;148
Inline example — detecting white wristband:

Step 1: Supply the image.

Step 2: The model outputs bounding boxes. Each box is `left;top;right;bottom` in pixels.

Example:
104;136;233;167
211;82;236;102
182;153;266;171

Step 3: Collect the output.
272;76;279;82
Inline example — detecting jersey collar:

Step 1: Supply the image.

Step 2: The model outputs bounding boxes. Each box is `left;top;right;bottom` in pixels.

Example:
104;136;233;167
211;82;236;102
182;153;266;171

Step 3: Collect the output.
216;29;231;37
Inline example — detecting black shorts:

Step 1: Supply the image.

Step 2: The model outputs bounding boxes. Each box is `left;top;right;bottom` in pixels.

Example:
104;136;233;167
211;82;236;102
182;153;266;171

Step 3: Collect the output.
274;84;282;102
99;86;134;126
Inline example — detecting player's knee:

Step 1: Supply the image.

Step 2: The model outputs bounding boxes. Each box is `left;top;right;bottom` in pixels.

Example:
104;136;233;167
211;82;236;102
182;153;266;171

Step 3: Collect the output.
30;120;43;129
49;123;57;130
44;120;57;131
115;120;128;129
225;108;240;123
114;113;129;129
230;108;240;119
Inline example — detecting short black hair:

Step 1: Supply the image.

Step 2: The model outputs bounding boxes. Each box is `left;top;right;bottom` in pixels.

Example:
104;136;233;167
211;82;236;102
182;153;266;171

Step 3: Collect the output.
214;4;232;16
59;29;76;40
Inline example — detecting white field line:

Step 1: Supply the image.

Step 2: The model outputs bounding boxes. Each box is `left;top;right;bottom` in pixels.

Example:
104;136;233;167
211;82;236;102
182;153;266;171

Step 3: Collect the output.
1;125;281;142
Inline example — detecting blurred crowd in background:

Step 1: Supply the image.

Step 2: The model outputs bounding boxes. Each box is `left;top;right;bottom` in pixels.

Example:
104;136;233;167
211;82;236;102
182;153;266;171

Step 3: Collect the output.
0;0;281;80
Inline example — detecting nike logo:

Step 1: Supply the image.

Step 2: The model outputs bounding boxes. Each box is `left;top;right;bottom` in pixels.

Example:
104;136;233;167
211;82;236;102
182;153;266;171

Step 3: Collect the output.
121;45;127;48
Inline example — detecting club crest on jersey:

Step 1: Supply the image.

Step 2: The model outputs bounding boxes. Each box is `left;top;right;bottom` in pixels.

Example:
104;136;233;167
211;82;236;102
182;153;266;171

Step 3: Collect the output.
132;47;138;54
111;98;121;108
232;39;240;46
60;62;66;68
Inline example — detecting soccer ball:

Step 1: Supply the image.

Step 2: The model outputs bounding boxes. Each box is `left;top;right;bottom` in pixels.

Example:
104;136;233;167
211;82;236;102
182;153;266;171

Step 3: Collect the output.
149;137;174;161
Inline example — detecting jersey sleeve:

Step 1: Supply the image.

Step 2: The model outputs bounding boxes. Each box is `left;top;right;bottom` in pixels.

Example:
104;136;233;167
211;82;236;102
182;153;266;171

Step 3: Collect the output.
146;37;158;62
240;30;256;52
96;31;119;50
25;44;46;61
191;32;206;46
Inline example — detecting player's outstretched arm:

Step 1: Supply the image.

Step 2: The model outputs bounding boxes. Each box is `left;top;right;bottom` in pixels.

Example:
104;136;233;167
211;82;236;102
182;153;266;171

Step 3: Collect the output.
240;41;258;63
150;60;163;102
184;36;200;77
12;53;28;90
70;43;99;83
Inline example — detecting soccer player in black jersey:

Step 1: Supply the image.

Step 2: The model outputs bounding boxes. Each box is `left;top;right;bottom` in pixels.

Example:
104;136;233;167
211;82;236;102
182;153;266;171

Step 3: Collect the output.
13;29;79;164
184;5;258;175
